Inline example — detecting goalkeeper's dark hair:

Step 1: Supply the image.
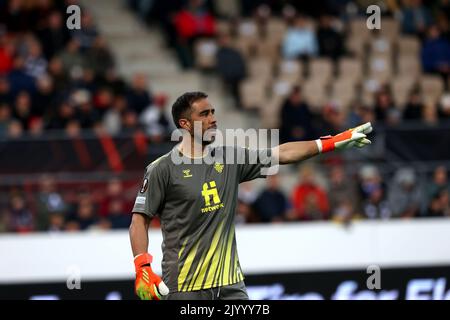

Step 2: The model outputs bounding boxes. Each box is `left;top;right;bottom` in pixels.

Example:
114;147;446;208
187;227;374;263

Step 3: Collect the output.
171;91;208;129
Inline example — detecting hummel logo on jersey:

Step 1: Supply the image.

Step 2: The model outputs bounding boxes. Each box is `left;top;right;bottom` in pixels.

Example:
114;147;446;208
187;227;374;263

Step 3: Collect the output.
183;169;192;178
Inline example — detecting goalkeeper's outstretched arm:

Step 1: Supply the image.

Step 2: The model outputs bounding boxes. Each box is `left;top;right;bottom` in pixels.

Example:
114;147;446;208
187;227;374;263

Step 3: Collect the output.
273;122;373;165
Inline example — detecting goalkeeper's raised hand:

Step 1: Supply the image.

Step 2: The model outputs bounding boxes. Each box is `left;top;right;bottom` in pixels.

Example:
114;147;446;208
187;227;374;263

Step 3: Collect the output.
134;253;169;300
315;122;373;153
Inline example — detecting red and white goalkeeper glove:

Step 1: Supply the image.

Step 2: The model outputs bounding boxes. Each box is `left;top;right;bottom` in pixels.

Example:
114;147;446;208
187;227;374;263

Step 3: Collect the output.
315;122;373;153
134;253;169;300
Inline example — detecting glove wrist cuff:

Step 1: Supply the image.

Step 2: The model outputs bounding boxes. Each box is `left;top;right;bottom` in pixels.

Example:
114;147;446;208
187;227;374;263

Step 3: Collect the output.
134;253;153;272
316;136;335;153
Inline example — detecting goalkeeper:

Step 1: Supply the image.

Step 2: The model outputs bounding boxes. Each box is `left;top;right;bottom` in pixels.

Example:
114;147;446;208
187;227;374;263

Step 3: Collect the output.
129;91;372;300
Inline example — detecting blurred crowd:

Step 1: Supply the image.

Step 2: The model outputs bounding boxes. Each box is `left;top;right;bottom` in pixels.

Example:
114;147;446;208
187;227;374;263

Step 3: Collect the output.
1;163;449;233
128;0;450;137
0;0;174;141
235;163;450;225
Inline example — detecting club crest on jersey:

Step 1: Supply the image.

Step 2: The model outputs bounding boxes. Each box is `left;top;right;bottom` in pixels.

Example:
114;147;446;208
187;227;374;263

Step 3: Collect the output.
140;178;148;193
214;162;224;173
183;169;193;178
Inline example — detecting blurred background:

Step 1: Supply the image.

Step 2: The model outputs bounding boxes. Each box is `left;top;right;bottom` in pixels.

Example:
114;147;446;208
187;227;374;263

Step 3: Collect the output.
0;0;450;300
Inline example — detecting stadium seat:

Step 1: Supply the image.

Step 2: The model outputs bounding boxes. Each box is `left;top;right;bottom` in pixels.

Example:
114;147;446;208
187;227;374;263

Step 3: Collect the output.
309;58;334;83
397;36;421;58
390;76;417;107
420;75;445;105
240;78;268;110
277;60;303;83
397;56;421;78
338;57;364;83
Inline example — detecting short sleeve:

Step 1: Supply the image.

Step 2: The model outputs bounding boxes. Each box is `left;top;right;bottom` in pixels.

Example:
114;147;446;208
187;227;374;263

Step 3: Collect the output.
132;162;168;218
237;147;273;183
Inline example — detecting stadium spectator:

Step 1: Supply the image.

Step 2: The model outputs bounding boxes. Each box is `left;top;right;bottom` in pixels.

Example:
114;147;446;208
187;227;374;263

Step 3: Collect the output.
357;165;385;203
23;38;48;79
126;73;153;115
373;88;400;125
7;119;23;138
70;11;99;51
282;15;318;60
107;199;132;229
47;212;65;232
317;15;343;61
0;34;15;75
34;75;56;118
290;165;329;221
99;178;131;217
6;194;34;233
13;91;33;130
67;194;98;231
57;39;86;76
253;174;291;223
37;10;71;60
0;103;12;137
72;89;101;129
215;33;247;109
173;0;217;69
236;182;258;223
103;95;128;135
279;86;316;143
421;25;450;83
425;188;450;217
317;102;346;135
35;175;67;231
328;165;360;214
8;56;36;97
120;109;140;134
362;184;392;220
402;90;424;121
387;168;423;219
347;103;375;128
400;0;433;37
0;77;12;105
139;93;173;141
86;37;115;77
47;102;76;131
426;165;450;205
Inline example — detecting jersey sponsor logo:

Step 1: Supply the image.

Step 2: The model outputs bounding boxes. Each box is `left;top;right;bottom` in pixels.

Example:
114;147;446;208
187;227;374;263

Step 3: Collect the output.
201;181;224;213
140;178;148;193
214;162;224;173
183;169;193;178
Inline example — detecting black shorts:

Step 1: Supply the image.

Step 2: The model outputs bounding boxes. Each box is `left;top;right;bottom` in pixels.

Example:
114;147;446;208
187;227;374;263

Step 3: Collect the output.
164;281;249;300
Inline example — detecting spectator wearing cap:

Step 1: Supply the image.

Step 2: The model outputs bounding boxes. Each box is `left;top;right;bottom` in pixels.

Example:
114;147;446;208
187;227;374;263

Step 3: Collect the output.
387;168;423;218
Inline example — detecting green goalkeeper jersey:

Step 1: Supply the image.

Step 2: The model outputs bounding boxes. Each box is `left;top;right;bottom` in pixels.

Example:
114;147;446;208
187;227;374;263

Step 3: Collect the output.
132;145;271;292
